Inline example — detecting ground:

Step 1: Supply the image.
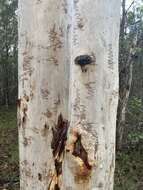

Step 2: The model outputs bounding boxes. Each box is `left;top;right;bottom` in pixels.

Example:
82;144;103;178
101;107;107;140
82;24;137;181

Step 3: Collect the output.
0;107;19;190
0;107;142;190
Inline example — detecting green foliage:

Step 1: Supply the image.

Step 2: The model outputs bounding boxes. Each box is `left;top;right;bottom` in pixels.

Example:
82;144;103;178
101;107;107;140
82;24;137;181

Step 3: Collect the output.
127;11;135;25
128;97;143;115
128;132;143;144
127;97;143;127
126;97;143;149
0;0;18;59
114;151;143;190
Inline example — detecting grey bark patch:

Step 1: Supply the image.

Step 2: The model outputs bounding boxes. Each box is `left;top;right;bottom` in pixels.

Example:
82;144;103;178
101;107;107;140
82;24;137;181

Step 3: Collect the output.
84;82;96;98
108;44;114;69
23;138;29;146
41;124;49;137
77;18;84;30
41;88;50;100
49;25;64;51
22;38;34;77
38;173;42;181
43;109;52;118
62;0;68;14
24;94;29;102
36;0;42;4
23;137;32;147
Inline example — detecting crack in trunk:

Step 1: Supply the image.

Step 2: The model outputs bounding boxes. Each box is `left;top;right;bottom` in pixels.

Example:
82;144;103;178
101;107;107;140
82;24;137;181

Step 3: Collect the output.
49;114;69;190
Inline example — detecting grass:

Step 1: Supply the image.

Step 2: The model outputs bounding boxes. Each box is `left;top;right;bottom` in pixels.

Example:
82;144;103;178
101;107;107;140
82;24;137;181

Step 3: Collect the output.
0;106;19;190
0;106;142;190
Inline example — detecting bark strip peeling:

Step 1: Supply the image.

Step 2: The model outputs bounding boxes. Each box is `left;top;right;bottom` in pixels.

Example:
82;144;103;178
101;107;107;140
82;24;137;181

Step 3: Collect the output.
66;127;93;182
49;114;69;190
72;133;92;170
50;115;93;188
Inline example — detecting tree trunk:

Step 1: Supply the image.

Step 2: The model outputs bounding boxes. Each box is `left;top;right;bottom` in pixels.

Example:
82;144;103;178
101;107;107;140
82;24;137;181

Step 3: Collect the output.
116;0;137;150
116;54;133;150
2;45;10;107
18;0;121;190
3;60;10;107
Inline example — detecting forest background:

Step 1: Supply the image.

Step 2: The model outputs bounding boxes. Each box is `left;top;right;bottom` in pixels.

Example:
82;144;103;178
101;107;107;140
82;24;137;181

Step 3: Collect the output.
0;0;142;189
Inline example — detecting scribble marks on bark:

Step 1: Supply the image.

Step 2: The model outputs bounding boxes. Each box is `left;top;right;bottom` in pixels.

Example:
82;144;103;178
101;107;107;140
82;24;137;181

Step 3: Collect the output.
49;25;63;51
108;44;114;69
22;39;34;76
41;88;50;100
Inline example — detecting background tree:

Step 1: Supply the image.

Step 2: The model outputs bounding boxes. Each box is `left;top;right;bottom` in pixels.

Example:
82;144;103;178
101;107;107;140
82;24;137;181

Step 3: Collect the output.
125;4;143;150
0;0;18;106
116;0;143;150
0;0;143;189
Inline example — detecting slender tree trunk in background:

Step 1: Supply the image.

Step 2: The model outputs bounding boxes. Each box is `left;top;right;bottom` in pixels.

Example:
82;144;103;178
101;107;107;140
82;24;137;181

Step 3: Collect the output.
120;0;126;41
116;53;133;150
3;60;10;107
116;0;136;150
116;0;127;151
3;27;10;107
18;0;121;190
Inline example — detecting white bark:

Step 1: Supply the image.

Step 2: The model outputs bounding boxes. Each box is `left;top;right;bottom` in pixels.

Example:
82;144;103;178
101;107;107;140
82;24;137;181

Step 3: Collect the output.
18;0;121;190
18;1;70;189
64;1;121;189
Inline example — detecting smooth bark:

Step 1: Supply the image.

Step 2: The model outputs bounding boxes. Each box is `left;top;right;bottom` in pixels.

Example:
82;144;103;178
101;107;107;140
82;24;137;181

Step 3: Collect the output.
18;0;121;189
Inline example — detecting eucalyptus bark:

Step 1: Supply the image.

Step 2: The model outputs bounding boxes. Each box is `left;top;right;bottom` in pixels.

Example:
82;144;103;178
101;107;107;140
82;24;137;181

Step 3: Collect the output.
18;0;121;190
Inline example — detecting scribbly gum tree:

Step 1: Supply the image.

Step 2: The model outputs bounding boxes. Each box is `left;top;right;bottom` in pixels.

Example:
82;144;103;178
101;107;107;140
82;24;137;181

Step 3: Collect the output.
18;0;121;190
